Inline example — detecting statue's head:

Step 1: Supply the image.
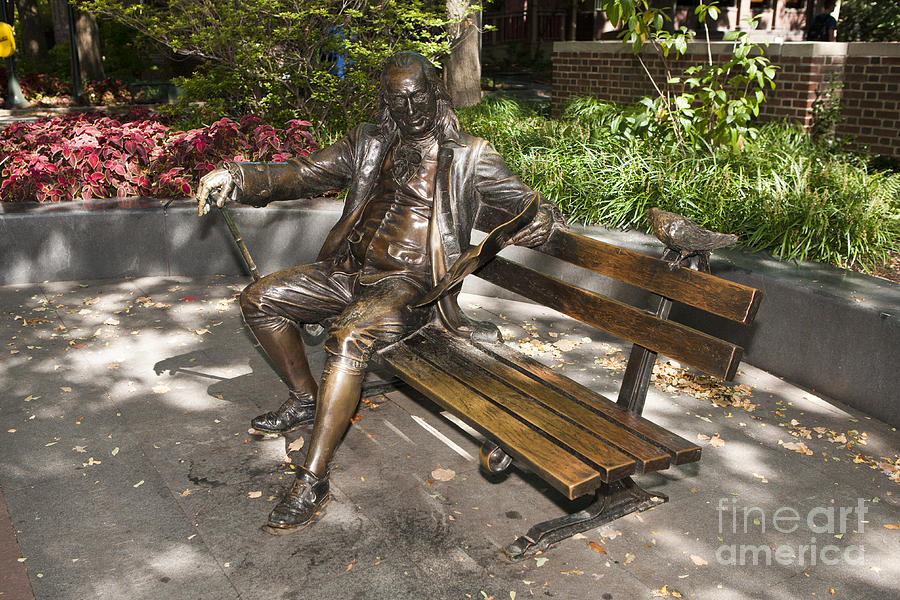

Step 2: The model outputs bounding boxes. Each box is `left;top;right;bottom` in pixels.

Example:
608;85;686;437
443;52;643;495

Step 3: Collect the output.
378;52;459;141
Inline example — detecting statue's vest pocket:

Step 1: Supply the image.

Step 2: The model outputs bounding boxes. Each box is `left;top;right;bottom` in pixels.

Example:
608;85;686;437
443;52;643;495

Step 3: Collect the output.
387;242;426;265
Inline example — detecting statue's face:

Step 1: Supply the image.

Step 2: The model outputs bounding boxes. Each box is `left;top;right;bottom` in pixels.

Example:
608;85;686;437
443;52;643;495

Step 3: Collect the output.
385;64;437;139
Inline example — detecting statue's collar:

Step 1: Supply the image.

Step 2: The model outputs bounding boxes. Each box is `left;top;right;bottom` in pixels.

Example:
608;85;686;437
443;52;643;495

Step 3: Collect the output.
377;125;464;148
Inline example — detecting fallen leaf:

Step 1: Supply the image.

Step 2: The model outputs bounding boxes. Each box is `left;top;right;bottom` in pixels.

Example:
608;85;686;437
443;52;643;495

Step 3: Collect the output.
107;363;120;371
60;386;72;392
624;553;635;565
346;559;356;572
349;412;363;423
248;490;262;499
133;480;144;488
779;440;813;455
431;467;456;482
152;385;170;394
752;472;769;483
72;445;87;453
181;489;191;497
883;523;900;530
287;437;305;453
690;554;708;566
535;557;548;567
708;434;725;448
111;447;119;456
83;297;99;305
589;541;607;554
7;429;15;433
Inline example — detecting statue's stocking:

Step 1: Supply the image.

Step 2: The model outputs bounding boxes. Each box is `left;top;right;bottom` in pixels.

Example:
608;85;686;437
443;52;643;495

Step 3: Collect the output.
303;357;365;477
247;320;318;399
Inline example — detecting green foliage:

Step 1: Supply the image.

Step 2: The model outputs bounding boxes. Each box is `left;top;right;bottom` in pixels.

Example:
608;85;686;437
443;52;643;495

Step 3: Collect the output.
809;73;845;147
457;96;900;272
598;1;778;151
82;0;453;131
838;0;900;42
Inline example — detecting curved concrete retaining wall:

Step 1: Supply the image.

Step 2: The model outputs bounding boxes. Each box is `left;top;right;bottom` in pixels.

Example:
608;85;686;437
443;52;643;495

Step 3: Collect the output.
1;199;897;426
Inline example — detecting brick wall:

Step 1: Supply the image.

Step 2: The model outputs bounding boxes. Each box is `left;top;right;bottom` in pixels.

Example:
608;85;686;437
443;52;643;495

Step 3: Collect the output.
552;42;900;158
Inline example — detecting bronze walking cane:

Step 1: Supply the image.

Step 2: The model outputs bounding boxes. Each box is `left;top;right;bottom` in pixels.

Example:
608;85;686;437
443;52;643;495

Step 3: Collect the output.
217;204;261;282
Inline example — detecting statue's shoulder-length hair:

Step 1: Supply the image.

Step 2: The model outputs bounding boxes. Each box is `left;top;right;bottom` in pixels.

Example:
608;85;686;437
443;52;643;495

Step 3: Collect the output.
377;52;461;142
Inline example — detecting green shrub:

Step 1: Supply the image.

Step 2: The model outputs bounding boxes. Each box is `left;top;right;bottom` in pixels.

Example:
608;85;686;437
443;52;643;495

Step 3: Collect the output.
84;0;453;131
457;97;900;272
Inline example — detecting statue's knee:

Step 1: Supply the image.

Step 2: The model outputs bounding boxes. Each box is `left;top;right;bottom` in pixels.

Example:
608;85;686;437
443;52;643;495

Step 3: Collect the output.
239;284;263;316
324;328;371;368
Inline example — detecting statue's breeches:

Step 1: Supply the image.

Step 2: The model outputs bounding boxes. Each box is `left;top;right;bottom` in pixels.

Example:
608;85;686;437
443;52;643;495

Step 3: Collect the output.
240;261;430;368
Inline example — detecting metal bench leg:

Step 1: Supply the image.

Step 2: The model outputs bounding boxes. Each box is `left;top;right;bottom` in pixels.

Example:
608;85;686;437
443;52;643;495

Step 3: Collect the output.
361;376;405;398
504;477;667;560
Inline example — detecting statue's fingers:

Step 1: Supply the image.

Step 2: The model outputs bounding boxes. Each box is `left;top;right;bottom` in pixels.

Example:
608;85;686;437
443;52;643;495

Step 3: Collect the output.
215;179;233;208
196;174;218;216
196;183;210;216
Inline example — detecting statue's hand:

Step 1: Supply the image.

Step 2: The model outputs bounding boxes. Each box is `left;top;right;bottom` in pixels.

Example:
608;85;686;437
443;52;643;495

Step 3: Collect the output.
508;203;566;248
196;167;238;216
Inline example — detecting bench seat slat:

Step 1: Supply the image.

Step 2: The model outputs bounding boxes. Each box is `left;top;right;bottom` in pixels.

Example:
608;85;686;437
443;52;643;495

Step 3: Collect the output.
377;339;608;499
420;327;673;474
476;211;763;325
475;256;743;380
478;339;703;465
409;328;640;479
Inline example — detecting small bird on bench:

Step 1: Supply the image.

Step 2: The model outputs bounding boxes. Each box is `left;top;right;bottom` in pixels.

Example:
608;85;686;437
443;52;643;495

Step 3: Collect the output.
647;207;738;271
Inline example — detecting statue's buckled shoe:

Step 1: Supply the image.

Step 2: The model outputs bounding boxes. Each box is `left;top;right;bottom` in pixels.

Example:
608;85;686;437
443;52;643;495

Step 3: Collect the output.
266;468;330;532
250;391;316;435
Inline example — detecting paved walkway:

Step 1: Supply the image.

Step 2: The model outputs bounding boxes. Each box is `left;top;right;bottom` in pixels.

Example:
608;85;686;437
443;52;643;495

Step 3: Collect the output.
1;275;898;599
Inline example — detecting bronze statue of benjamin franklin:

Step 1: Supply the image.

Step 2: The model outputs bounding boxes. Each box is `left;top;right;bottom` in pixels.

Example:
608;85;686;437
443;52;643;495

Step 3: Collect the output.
196;52;565;533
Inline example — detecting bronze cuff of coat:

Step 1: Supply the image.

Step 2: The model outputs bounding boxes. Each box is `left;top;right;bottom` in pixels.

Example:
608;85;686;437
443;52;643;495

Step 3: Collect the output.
223;162;299;207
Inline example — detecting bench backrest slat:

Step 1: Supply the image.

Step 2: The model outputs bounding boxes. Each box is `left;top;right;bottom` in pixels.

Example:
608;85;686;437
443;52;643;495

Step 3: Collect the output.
475;209;762;325
541;230;763;325
475;256;743;380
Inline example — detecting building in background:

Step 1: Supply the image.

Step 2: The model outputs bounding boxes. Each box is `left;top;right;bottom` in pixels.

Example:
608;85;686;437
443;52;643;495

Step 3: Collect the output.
482;1;841;67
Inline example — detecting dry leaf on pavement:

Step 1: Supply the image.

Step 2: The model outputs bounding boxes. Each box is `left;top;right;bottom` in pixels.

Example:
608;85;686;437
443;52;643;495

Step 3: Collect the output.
779;440;813;455
431;467;456;482
589;541;607;554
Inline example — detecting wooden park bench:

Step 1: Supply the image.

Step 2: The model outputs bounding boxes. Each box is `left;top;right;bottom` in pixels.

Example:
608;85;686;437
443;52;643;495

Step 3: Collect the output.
372;207;764;559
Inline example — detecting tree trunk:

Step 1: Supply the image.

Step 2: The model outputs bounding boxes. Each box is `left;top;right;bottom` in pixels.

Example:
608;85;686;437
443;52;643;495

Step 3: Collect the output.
14;0;46;61
75;9;103;80
526;0;537;58
50;0;68;45
568;0;578;41
445;0;481;107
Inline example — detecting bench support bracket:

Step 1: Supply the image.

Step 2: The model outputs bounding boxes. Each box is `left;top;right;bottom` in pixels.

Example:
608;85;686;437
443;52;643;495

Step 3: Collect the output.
504;477;667;560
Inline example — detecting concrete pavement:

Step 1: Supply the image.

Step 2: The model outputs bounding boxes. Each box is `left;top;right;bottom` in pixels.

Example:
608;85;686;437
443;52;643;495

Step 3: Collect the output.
1;275;898;599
